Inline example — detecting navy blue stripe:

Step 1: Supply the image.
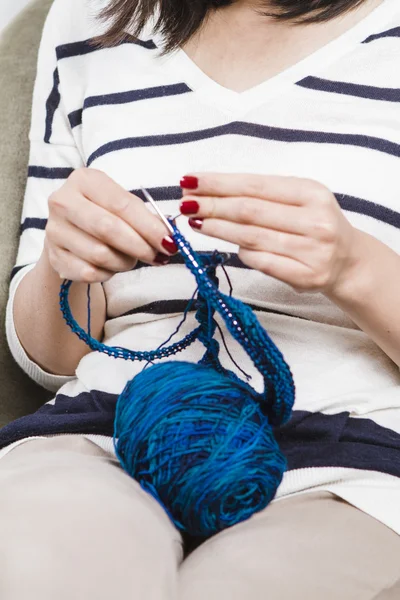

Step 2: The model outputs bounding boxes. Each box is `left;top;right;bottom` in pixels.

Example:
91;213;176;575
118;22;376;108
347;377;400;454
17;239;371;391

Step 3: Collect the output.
133;251;243;271
1;400;400;483
17;186;181;235
28;166;74;179
119;297;311;322
87;120;400;166
68;109;83;128
17;191;400;234
363;26;400;44
68;84;192;129
276;410;400;479
56;36;156;61
134;188;400;231
297;76;400;103
44;68;61;143
335;193;400;230
9;264;29;282
0;391;117;447
137;250;238;268
20;218;47;234
84;83;191;109
121;299;203;318
131;185;181;202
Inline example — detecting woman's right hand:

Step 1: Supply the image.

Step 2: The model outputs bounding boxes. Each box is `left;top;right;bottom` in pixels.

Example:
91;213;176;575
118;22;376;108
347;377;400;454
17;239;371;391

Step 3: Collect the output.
44;168;177;282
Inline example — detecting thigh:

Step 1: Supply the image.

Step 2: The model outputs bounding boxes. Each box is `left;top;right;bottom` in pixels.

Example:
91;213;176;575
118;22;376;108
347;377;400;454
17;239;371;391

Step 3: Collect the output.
0;435;183;600
179;491;400;600
373;577;400;599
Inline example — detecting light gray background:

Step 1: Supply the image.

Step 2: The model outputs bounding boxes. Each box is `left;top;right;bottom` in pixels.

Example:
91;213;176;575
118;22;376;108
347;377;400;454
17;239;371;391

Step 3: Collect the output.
0;0;33;34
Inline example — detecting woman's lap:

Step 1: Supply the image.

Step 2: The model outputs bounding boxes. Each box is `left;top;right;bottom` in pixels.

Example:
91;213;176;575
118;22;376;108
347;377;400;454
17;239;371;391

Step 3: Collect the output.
180;489;400;600
0;436;399;600
0;435;182;600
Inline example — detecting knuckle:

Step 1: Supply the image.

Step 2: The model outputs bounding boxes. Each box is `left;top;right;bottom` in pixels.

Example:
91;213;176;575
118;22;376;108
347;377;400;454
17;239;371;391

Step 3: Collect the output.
313;271;330;290
97;215;115;238
45;219;54;236
69;167;105;188
311;184;331;206
245;177;266;198
292;275;314;292
299;270;328;292
239;229;264;251
48;191;66;212
206;196;217;219
68;167;87;185
297;179;327;205
113;193;132;215
45;219;60;241
237;200;259;224
313;220;336;242
120;257;138;272
86;167;104;178
91;244;112;266
81;265;100;283
257;254;274;275
303;178;324;193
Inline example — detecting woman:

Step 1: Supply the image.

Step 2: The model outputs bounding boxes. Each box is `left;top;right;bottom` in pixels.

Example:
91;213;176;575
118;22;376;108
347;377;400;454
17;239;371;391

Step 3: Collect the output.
1;0;400;597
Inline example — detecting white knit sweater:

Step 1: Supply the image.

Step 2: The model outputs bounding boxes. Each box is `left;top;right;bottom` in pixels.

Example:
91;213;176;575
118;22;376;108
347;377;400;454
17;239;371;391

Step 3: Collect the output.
3;0;400;534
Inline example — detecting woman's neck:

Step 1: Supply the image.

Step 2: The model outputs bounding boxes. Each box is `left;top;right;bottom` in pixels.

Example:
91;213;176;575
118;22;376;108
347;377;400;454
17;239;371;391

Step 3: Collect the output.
181;0;385;92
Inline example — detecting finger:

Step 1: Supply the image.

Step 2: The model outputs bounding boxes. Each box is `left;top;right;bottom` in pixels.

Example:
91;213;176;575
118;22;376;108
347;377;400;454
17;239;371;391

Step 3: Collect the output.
68;169;178;254
46;219;138;273
188;218;312;261
181;195;308;233
238;247;314;291
48;246;114;283
180;172;322;206
52;191;174;264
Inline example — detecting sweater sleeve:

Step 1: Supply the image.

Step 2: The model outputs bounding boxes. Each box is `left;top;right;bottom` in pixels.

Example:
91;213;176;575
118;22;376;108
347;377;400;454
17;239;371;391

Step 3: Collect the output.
6;0;85;393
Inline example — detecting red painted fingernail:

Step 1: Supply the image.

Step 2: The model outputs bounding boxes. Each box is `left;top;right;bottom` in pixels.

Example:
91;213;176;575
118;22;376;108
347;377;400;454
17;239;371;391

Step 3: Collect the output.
154;252;170;265
180;200;199;215
180;176;198;190
161;236;178;254
188;218;203;230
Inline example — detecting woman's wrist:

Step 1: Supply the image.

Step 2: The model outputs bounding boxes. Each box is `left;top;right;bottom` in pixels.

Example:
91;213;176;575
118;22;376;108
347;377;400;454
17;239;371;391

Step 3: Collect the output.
36;238;63;280
14;244;107;376
323;228;373;307
323;229;400;366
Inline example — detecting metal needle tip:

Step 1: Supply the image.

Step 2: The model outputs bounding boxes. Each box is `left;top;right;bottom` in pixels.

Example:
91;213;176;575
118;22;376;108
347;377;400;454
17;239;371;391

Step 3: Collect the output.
140;186;174;234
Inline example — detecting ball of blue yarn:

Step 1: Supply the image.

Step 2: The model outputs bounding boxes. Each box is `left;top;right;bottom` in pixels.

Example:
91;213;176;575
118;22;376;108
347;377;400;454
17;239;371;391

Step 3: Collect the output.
115;361;287;538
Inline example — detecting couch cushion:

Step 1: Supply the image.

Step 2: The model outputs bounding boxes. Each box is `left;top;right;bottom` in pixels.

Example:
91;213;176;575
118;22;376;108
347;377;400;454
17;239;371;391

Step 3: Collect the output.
0;0;53;426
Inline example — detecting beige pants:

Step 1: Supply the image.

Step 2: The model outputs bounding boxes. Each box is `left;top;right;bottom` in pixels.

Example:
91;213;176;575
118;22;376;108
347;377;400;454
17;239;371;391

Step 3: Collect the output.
0;436;399;600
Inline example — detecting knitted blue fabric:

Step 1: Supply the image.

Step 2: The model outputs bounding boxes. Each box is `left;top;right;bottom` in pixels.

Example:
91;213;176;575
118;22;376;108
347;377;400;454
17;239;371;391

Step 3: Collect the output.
59;221;295;537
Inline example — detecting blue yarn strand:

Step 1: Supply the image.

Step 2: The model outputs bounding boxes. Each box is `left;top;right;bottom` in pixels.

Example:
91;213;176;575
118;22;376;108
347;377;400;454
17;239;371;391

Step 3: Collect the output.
87;284;91;337
60;279;201;362
142;286;199;372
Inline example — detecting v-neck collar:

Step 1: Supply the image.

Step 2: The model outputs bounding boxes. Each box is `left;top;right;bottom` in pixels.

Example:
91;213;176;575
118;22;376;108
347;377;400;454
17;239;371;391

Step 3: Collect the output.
154;0;399;116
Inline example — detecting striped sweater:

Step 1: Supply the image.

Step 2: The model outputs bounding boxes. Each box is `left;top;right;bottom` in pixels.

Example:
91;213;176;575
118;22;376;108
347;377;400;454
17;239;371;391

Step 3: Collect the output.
2;0;400;534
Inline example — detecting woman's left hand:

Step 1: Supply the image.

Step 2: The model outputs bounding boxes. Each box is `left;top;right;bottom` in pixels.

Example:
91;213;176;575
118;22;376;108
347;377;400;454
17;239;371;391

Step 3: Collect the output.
179;173;361;295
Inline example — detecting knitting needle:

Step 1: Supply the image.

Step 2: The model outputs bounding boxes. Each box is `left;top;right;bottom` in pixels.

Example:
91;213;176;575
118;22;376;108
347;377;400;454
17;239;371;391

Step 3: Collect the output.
140;186;175;235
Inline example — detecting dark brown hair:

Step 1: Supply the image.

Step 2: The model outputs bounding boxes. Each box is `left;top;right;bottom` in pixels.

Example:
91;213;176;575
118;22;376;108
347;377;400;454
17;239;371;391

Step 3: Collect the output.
96;0;366;54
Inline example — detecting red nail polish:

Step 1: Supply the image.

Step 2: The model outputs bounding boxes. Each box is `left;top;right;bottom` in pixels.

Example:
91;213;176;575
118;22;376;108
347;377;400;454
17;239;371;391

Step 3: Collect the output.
180;200;199;215
180;176;198;190
161;236;178;254
188;218;203;230
154;252;170;265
